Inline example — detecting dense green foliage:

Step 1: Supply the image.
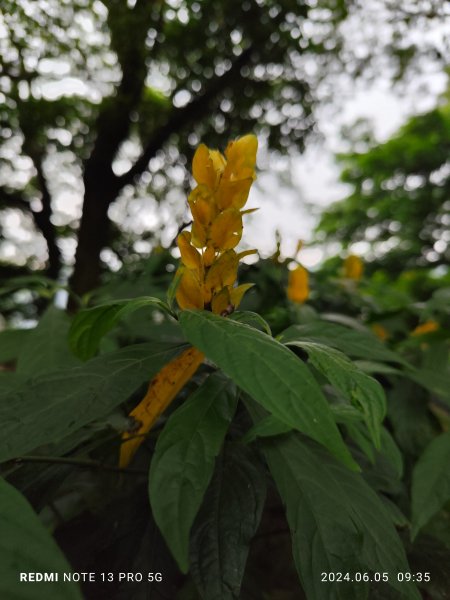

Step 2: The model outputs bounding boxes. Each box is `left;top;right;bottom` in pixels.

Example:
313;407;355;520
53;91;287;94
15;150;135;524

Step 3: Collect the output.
317;102;450;271
1;2;450;599
0;0;447;309
1;245;449;599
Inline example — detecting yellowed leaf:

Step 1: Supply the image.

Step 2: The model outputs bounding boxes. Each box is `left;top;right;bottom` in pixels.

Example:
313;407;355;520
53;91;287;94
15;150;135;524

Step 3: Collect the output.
119;347;205;468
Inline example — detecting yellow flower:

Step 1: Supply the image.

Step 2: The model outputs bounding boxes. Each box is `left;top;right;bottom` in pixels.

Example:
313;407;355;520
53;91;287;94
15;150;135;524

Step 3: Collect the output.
371;323;389;341
287;265;309;304
411;320;439;336
176;134;258;313
343;254;364;280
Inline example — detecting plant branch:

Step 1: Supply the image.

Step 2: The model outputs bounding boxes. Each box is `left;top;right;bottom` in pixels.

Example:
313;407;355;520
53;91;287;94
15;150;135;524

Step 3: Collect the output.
116;46;255;190
0;182;61;279
29;154;62;280
14;455;147;476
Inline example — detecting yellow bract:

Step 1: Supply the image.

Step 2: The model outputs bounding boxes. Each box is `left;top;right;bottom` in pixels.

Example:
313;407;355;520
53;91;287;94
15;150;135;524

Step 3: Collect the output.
411;320;439;336
287;265;309;304
372;323;389;341
344;254;364;280
176;134;258;313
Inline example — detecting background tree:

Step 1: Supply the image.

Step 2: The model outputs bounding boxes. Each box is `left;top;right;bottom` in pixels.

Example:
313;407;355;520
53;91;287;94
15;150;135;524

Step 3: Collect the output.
316;99;450;272
0;0;448;313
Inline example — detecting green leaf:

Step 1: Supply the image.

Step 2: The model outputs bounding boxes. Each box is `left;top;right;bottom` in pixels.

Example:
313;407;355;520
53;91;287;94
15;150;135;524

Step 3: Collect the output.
331;403;366;424
347;424;404;480
149;373;238;573
408;367;450;404
279;321;407;365
354;360;402;376
379;427;404;479
411;432;450;539
0;329;31;363
190;443;266;600
0;477;82;600
0;342;183;463
179;310;357;470
259;432;419;600
166;267;183;310
230;310;272;336
17;307;80;377
242;414;292;444
0;275;63;299
69;296;170;360
286;341;386;448
388;380;436;456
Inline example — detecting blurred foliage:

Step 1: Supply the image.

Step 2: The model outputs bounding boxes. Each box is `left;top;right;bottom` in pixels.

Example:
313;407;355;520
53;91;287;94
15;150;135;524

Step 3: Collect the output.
0;0;448;304
317;100;450;272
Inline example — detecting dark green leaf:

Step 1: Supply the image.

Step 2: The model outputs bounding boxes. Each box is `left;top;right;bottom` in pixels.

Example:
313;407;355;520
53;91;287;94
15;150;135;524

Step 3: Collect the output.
69;296;169;360
354;360;402;376
411;432;450;539
286;341;386;448
0;329;31;363
242;414;292;444
17;307;80;377
166;267;183;310
179;310;357;470
230;311;272;335
149;373;238;572
190;443;266;600
279;321;407;365
0;477;82;600
408;368;450;404
0;342;182;463
260;433;420;600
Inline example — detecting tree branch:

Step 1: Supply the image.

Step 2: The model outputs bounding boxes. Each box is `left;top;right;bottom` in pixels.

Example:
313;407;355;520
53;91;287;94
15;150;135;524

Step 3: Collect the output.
0;180;61;280
70;2;156;299
116;46;255;190
29;155;62;280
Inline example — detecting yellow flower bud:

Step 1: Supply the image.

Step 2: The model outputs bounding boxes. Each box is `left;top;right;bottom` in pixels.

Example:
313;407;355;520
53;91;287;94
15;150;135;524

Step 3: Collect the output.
287;265;309;304
343;255;364;280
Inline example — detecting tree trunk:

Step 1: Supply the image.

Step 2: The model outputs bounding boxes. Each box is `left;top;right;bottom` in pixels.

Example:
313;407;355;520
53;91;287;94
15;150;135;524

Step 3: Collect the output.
69;169;119;301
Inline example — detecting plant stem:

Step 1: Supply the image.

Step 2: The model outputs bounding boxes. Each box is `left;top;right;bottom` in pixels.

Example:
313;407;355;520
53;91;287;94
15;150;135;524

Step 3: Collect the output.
14;455;147;476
